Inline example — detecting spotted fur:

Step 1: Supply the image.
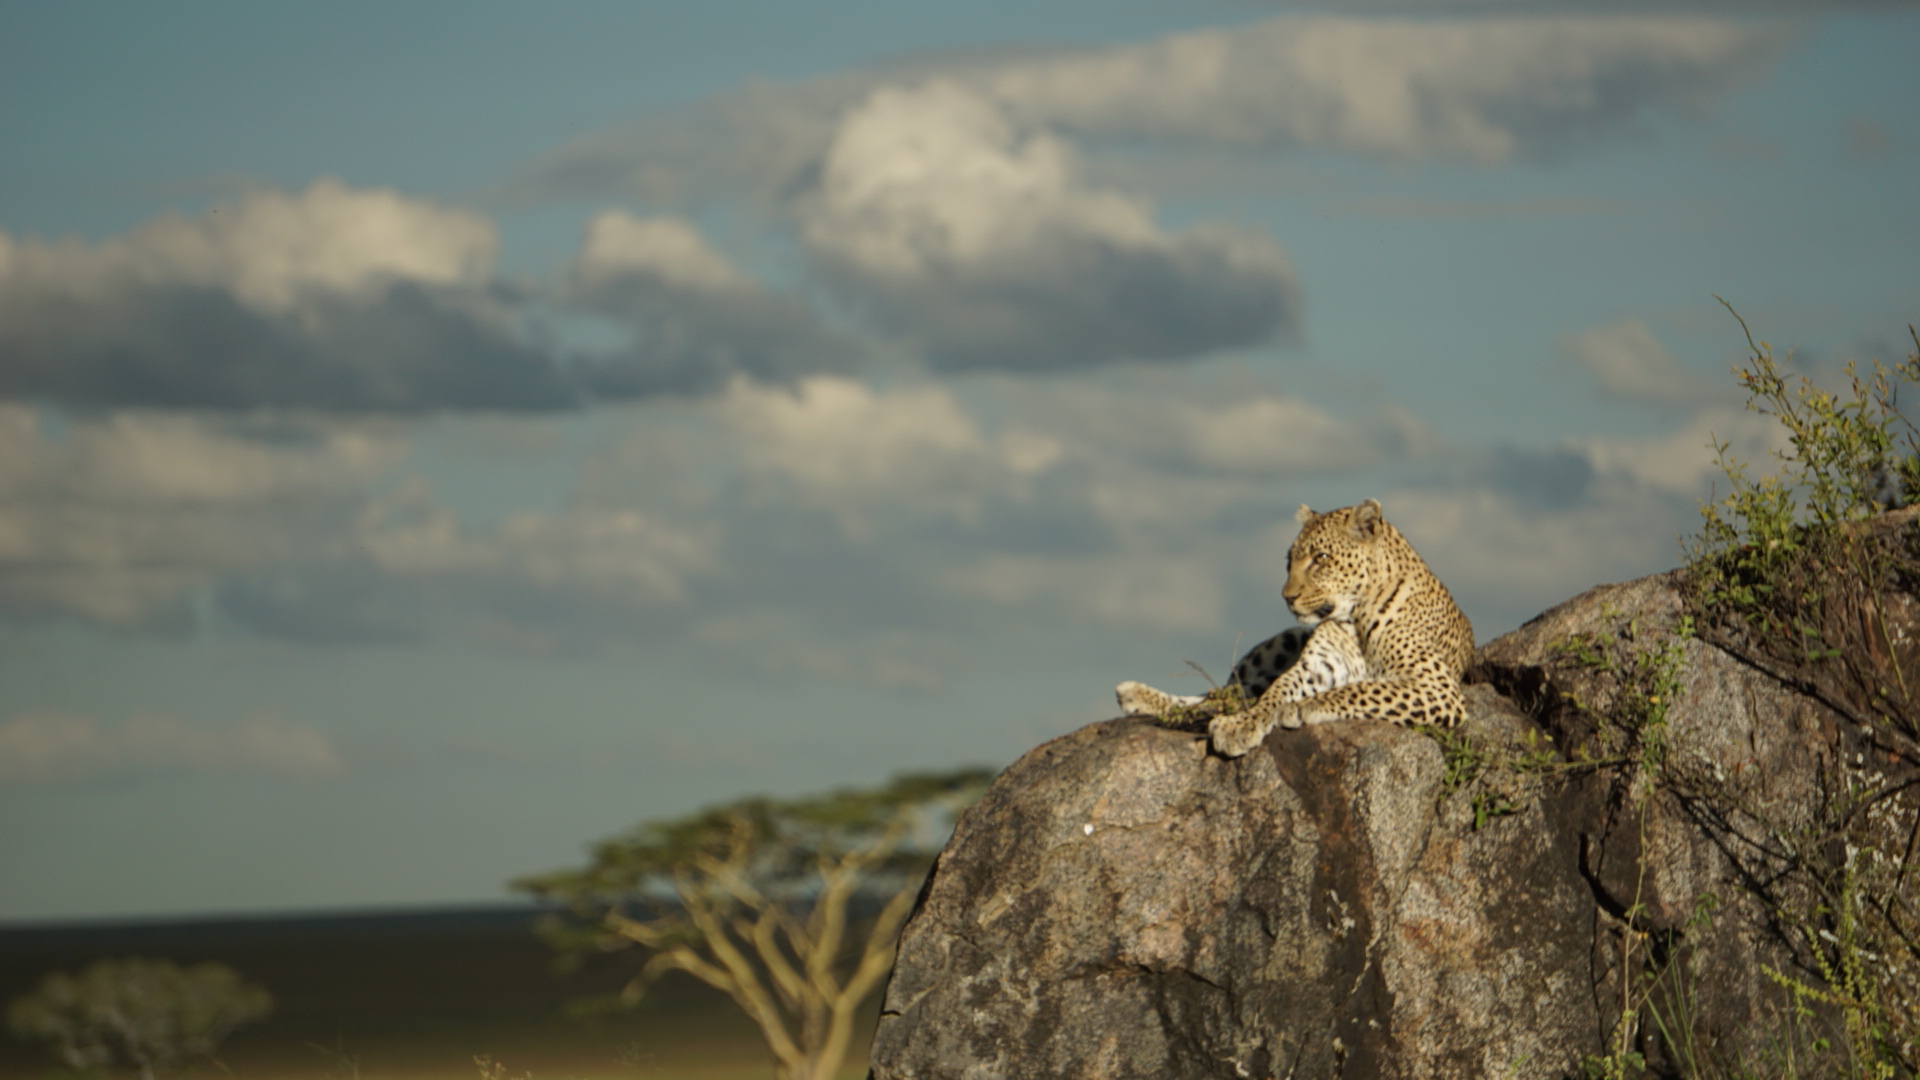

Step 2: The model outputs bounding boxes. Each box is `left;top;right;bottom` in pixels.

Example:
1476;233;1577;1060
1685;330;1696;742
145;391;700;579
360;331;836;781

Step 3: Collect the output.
1116;498;1474;758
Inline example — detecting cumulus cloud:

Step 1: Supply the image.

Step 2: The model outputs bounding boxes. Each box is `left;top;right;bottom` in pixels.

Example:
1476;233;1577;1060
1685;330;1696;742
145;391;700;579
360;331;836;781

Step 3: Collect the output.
799;80;1299;371
508;15;1789;373
563;211;853;395
0;710;345;785
0;180;580;412
1563;318;1718;405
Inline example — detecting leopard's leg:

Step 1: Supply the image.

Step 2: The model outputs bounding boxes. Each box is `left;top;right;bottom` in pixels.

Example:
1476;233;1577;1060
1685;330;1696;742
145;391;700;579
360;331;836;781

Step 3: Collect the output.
1209;622;1368;757
1115;680;1205;718
1286;667;1465;729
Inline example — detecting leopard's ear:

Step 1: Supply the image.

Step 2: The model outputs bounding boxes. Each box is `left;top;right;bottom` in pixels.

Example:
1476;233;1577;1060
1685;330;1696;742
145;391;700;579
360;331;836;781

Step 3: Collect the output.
1295;503;1318;525
1351;498;1384;539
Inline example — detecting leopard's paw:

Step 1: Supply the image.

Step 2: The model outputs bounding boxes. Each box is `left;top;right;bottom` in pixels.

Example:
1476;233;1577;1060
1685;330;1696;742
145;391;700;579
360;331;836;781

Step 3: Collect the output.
1275;701;1306;730
1209;710;1275;758
1115;681;1164;718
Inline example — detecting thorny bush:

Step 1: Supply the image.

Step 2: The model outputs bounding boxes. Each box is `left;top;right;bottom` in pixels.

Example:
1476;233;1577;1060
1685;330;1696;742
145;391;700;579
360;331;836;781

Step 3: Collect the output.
1680;305;1920;1077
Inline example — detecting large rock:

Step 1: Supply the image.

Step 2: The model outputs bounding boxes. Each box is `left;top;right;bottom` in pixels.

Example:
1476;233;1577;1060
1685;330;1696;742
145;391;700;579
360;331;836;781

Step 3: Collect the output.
868;567;1885;1079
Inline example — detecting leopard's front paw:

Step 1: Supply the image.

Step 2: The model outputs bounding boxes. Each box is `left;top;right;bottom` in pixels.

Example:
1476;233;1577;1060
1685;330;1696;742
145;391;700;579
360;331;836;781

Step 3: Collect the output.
1115;681;1162;718
1209;710;1274;757
1274;701;1306;730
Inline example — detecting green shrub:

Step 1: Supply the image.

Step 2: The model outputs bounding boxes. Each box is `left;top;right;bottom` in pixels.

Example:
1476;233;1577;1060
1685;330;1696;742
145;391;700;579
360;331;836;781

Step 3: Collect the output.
7;957;272;1080
1680;305;1920;1078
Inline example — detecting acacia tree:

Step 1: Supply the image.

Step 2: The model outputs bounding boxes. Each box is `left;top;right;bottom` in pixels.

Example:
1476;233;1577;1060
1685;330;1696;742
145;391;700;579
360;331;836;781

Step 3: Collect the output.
6;957;273;1080
515;768;993;1080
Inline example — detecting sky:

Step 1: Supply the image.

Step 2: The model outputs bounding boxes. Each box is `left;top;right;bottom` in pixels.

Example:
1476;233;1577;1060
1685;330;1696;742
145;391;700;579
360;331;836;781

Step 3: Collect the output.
1;0;1916;924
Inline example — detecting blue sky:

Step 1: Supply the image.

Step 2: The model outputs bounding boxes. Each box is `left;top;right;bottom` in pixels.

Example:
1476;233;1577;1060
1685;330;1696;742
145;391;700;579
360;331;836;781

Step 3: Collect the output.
1;1;1916;923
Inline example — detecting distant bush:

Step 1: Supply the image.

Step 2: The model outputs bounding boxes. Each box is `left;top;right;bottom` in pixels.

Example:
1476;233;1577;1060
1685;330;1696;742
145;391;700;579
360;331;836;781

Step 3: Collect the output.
6;957;272;1080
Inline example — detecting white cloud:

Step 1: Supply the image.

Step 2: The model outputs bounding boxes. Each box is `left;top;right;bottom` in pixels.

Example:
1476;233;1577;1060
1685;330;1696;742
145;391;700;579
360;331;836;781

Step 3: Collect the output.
0;405;404;629
0;710;345;785
1563;318;1717;404
800;80;1299;371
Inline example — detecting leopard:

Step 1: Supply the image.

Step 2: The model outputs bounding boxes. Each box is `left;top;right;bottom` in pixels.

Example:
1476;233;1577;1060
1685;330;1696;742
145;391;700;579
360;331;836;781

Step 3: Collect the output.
1116;498;1474;758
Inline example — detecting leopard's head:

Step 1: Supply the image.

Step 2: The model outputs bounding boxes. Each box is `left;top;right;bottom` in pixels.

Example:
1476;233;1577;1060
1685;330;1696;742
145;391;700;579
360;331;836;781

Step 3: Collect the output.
1281;499;1386;626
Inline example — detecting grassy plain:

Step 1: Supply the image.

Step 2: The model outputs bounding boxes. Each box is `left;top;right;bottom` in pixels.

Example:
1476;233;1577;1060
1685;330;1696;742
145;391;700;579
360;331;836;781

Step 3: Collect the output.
0;906;875;1080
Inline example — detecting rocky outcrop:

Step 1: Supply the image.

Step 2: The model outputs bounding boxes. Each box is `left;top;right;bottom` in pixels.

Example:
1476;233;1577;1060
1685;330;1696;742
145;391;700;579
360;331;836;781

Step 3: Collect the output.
868;567;1895;1079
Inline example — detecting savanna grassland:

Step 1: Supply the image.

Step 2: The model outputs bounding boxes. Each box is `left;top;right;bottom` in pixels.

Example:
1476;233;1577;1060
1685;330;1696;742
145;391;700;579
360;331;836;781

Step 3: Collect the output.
0;907;876;1080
